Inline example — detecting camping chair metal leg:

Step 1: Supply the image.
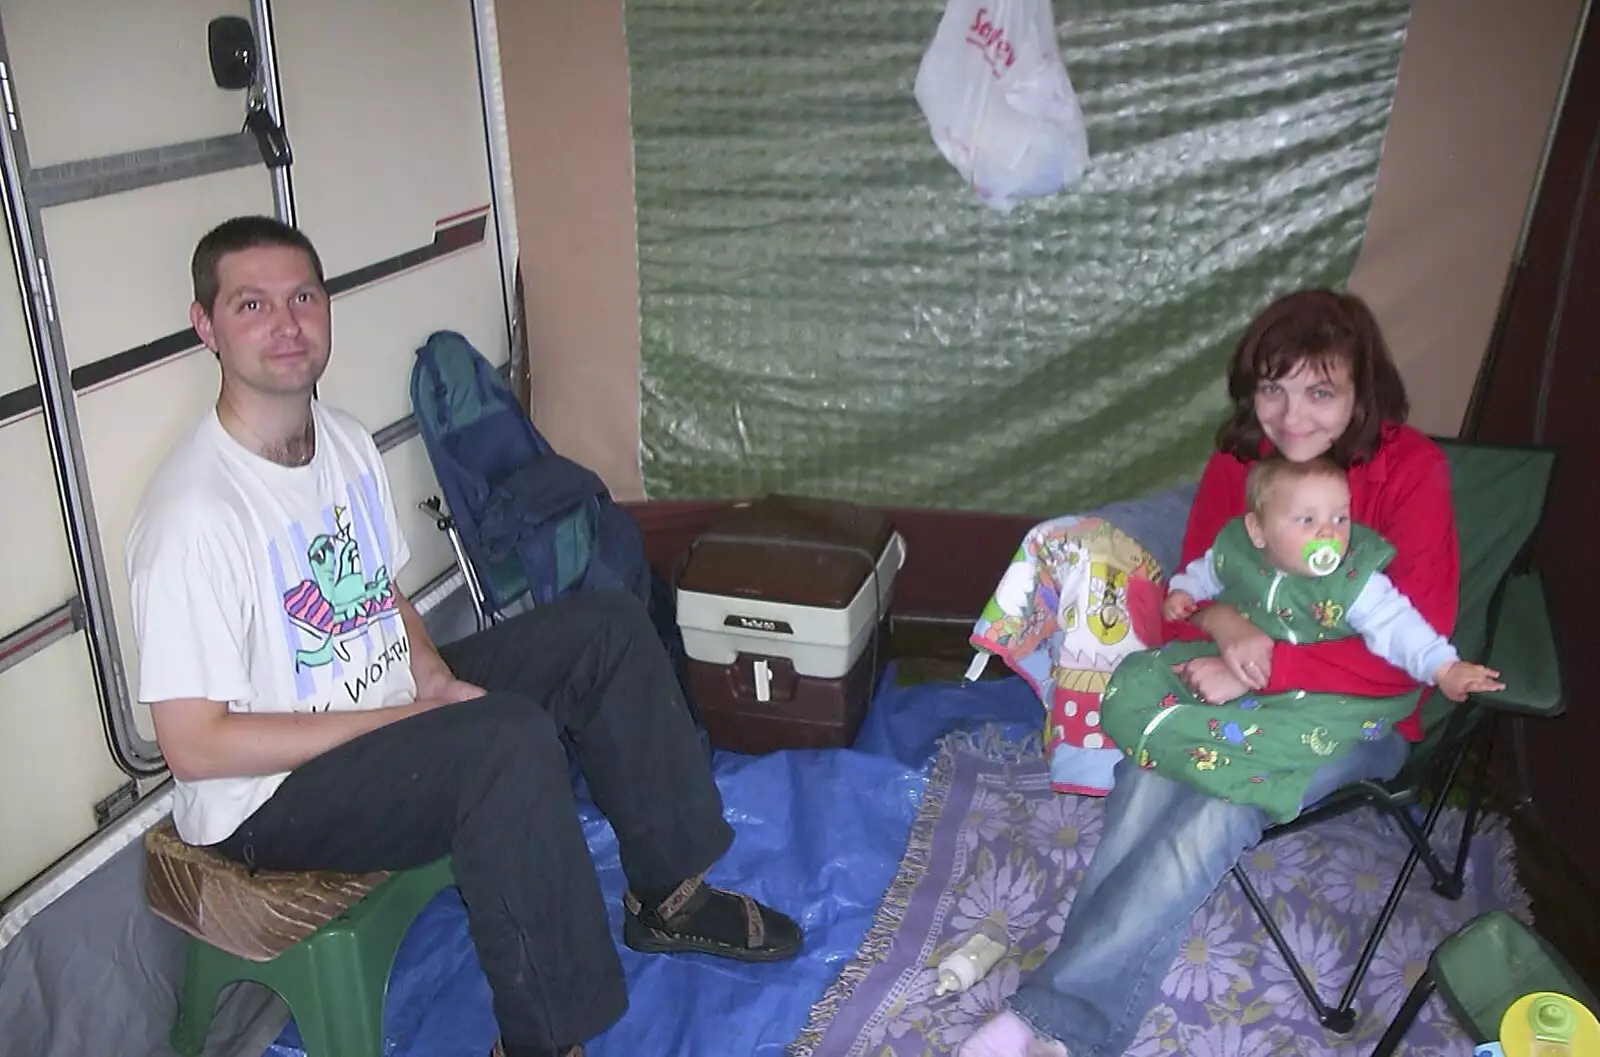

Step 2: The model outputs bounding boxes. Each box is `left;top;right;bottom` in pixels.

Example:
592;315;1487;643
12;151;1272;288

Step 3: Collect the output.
1317;716;1492;1027
1321;754;1468;1022
1380;708;1484;898
1240;706;1499;1034
1237;838;1416;1034
1339;838;1429;1024
442;522;492;632
1442;716;1497;899
1232;865;1359;1033
1383;800;1455;895
1376;710;1492;904
1236;776;1465;1035
1370;966;1436;1057
420;497;493;633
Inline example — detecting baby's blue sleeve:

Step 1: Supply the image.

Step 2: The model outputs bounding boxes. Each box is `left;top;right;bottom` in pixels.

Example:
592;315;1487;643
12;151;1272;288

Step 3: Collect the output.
1168;548;1225;601
1347;572;1459;684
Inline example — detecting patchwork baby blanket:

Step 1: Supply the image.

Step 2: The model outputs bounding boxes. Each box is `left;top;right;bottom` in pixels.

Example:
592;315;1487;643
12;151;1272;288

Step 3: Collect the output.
968;514;1166;794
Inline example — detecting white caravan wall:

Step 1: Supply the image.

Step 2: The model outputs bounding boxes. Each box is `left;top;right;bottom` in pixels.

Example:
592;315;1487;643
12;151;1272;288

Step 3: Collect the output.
0;0;511;906
275;0;499;275
50;169;277;744
0;639;125;900
0;270;74;636
273;0;509;596
0;0;272;897
1;0;251;168
0;257;127;899
0;418;75;634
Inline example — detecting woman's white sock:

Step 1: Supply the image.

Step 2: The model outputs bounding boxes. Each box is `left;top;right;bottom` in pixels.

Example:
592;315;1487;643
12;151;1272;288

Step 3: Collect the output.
956;1010;1069;1057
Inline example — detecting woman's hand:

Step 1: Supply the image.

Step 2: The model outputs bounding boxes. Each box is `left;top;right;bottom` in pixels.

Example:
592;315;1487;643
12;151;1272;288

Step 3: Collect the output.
1173;657;1251;705
1192;604;1274;690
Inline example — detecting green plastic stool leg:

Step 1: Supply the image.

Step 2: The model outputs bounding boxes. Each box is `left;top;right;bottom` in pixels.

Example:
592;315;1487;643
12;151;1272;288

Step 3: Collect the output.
170;938;233;1057
271;935;385;1057
166;859;455;1057
268;860;456;1057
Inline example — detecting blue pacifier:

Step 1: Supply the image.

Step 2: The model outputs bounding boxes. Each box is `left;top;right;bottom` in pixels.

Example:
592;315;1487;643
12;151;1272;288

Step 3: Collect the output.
1303;538;1343;577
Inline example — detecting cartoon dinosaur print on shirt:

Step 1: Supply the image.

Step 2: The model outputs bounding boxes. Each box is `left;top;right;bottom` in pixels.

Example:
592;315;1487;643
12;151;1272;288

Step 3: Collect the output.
282;505;397;669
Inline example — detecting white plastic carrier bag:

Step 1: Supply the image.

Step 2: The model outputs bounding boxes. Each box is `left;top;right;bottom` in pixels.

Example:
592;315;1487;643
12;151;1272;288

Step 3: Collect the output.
913;0;1090;212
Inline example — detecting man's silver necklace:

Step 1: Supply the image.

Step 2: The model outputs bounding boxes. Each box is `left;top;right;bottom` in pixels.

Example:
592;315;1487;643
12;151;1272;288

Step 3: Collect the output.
221;397;315;468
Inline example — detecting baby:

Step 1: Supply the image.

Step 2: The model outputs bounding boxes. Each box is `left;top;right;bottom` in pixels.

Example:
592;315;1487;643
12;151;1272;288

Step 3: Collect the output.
1162;455;1501;704
1091;454;1502;829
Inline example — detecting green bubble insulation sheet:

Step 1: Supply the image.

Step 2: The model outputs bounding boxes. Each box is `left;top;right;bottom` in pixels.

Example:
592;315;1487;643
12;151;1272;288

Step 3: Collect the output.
627;0;1410;512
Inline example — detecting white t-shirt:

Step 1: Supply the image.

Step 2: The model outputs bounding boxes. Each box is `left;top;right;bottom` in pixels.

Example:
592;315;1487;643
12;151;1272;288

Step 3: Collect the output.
126;401;416;846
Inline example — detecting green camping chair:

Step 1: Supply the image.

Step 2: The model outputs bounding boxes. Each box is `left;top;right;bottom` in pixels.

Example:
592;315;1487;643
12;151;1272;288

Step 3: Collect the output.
1371;909;1598;1056
1230;440;1567;1032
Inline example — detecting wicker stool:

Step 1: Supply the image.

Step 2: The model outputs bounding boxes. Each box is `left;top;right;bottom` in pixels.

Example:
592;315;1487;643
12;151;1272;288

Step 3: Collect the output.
143;818;453;1057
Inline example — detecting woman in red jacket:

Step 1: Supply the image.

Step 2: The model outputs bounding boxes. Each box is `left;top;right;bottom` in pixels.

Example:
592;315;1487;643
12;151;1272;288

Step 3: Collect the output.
960;289;1459;1057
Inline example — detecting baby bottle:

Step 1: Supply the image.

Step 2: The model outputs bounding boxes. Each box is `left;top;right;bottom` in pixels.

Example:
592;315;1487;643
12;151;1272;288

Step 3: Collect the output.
933;920;1010;996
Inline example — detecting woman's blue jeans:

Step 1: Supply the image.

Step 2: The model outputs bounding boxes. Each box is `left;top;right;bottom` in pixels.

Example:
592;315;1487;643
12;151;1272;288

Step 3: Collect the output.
1006;735;1409;1055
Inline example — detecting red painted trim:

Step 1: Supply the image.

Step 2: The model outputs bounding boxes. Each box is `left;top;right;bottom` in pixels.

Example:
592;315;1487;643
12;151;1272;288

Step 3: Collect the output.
435;203;493;227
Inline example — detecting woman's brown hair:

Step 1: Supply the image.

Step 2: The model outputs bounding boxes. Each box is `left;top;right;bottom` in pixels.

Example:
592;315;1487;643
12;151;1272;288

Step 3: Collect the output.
1216;288;1409;466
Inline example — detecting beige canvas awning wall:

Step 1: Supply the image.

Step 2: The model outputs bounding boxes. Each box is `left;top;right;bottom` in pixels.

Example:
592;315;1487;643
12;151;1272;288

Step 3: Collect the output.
1347;0;1587;435
499;0;1585;504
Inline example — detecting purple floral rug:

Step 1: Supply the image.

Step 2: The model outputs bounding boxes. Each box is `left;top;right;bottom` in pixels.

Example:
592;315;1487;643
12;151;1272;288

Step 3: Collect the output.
788;727;1530;1057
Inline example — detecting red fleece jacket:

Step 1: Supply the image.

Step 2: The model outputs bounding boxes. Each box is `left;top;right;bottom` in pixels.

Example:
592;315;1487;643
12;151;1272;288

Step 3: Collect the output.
1164;422;1459;742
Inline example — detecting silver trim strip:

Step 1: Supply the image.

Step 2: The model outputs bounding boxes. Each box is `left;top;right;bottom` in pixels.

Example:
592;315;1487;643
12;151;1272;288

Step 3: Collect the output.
251;0;296;224
412;564;466;614
471;0;519;342
374;413;421;453
0;600;81;677
24;134;259;209
0;26;163;775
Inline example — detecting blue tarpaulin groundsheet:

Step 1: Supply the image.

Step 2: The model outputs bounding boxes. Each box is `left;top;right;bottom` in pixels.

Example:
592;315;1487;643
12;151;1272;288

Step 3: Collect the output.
263;667;1040;1057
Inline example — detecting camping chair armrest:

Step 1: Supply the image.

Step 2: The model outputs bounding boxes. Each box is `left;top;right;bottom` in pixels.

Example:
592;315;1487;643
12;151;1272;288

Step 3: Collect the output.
1474;571;1564;718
